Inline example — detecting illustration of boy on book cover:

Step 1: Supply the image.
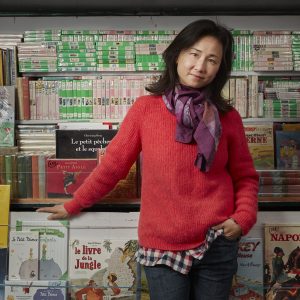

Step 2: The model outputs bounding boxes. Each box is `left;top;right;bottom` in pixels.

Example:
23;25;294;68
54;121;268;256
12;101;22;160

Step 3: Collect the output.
264;224;300;300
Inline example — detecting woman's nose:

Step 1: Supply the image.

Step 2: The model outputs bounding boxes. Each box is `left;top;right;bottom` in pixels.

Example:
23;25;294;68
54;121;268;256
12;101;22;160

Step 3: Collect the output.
194;59;206;72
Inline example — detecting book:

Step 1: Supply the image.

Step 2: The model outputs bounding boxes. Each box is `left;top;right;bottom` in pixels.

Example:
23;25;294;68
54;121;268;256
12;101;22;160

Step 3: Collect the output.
4;280;67;300
0;248;8;300
258;169;300;178
8;231;39;280
229;237;264;299
46;158;97;198
56;129;118;159
97;149;139;202
275;130;300;169
16;220;69;281
0;185;10;248
69;239;139;299
244;124;274;169
264;224;300;299
0;86;15;147
0;185;10;300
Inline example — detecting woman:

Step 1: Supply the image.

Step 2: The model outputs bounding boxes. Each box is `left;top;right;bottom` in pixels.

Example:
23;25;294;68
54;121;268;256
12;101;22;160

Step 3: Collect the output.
38;19;259;299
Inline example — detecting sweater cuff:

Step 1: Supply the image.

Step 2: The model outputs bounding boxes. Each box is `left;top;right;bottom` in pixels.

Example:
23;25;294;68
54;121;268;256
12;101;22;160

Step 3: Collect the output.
64;199;83;215
230;214;255;236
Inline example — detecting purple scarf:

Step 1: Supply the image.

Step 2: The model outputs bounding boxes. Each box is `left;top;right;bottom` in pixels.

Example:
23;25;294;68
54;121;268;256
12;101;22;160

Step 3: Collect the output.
162;85;222;172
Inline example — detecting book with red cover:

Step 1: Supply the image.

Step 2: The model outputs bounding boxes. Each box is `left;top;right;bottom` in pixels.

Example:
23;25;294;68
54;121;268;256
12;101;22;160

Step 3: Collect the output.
46;158;97;198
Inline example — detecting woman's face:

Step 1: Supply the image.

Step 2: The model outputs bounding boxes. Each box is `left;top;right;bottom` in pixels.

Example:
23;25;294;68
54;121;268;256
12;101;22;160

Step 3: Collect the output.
176;35;223;89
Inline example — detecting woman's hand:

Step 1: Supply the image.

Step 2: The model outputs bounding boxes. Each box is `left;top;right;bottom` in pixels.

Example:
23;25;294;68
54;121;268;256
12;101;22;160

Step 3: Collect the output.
212;218;242;240
36;204;70;220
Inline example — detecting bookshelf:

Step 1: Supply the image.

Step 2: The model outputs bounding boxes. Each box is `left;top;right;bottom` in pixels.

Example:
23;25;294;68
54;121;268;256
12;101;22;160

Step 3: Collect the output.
0;13;300;300
0;15;300;208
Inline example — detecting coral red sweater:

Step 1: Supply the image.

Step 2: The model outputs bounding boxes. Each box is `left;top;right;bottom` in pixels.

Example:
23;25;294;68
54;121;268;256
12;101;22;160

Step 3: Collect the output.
64;95;259;251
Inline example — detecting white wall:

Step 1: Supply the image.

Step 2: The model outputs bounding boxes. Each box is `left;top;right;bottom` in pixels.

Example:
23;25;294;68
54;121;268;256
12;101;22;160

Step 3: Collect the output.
0;15;300;33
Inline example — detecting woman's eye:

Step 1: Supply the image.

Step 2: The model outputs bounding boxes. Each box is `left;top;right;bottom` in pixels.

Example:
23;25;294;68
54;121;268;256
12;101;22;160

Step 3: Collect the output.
208;59;217;64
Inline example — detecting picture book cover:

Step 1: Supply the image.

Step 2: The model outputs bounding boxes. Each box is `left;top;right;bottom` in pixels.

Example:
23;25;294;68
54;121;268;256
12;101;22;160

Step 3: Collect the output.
275;130;300;170
8;231;39;281
56;129;118;159
0;86;15;147
244;124;274;170
16;220;69;281
229;237;264;300
69;239;139;300
97;149;139;201
46;158;97;198
264;224;300;299
4;280;67;300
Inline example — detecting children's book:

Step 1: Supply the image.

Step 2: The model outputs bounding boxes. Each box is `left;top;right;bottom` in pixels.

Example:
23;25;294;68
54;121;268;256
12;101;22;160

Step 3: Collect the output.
4;280;67;300
8;231;39;280
46;158;97;198
229;237;264;299
0;86;15;147
244;124;274;169
97;149;139;202
69;239;139;300
264;224;300;299
275;130;300;169
16;220;69;281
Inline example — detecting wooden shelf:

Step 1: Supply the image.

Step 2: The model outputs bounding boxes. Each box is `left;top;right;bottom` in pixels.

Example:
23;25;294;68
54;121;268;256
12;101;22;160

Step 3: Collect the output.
11;198;141;212
10;196;300;212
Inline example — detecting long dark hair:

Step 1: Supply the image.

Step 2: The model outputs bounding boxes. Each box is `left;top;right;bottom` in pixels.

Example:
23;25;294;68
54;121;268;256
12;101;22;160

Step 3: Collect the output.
146;19;233;112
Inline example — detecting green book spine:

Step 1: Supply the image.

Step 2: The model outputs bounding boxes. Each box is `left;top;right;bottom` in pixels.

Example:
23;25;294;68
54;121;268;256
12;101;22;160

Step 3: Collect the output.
16;155;27;198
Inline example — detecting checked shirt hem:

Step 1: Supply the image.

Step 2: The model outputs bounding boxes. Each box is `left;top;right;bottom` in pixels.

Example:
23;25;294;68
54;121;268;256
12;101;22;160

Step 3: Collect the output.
135;228;223;275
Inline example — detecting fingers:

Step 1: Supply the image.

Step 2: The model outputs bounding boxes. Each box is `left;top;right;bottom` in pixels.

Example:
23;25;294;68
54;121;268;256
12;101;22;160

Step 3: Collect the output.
36;207;56;213
36;205;68;220
211;222;224;230
47;213;61;221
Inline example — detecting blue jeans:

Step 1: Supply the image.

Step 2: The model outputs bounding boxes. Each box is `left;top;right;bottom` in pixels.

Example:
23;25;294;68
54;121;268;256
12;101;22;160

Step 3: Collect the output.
143;235;238;300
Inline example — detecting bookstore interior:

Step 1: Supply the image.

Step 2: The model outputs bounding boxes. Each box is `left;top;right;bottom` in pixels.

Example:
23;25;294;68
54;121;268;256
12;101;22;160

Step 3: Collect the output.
1;3;300;299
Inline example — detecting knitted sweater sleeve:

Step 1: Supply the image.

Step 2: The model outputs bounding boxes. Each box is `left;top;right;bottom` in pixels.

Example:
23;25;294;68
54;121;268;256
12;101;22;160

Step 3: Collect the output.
64;97;144;214
226;109;259;235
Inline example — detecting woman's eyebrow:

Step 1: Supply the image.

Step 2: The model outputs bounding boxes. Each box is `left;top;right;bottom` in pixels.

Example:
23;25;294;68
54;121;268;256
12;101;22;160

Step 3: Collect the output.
190;47;219;58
